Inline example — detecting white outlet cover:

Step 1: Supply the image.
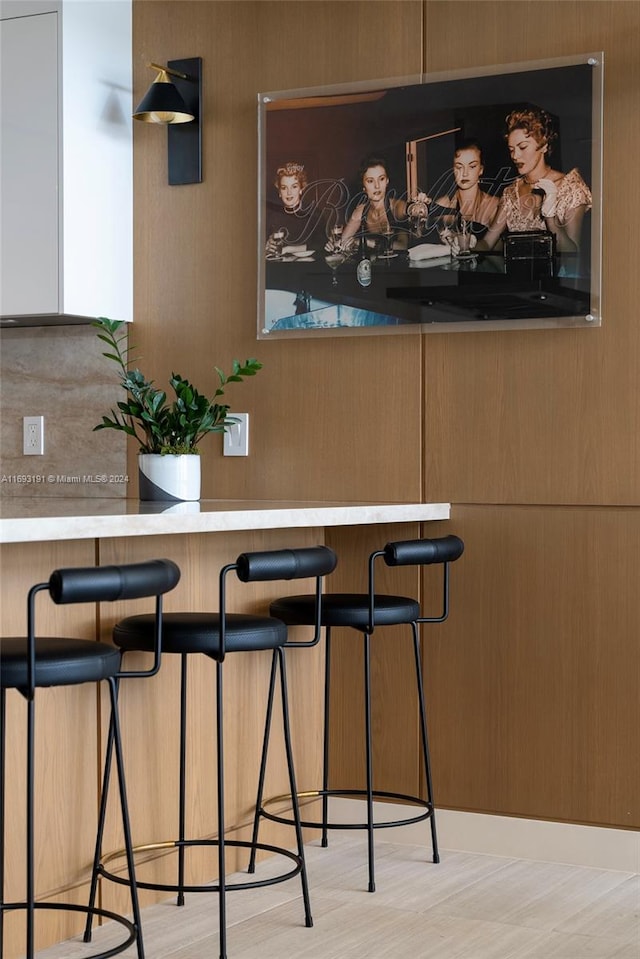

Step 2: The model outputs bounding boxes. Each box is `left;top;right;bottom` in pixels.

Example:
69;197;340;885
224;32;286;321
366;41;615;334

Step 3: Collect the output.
223;413;249;456
23;415;44;455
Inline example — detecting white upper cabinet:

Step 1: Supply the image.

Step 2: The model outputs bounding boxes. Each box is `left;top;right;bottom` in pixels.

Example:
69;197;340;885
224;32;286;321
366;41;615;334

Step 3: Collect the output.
0;0;132;325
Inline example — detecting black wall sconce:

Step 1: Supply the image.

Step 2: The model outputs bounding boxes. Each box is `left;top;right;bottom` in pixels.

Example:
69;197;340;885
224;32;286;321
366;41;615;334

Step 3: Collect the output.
133;58;202;186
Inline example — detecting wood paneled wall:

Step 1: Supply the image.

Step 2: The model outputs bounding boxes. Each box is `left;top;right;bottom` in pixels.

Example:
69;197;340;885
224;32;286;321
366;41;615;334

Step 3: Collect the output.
424;505;640;827
419;1;640;830
131;0;639;835
130;0;640;835
131;0;424;505
423;5;640;508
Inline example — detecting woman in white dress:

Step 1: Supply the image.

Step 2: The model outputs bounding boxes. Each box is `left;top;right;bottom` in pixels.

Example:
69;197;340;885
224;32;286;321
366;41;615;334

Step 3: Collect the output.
478;107;592;254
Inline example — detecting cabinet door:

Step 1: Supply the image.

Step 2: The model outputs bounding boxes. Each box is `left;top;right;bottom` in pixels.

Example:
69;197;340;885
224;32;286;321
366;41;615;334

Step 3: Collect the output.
0;12;59;316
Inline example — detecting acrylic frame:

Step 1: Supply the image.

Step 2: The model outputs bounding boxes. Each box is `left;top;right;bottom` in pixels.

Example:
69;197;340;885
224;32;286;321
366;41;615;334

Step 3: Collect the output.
257;53;602;339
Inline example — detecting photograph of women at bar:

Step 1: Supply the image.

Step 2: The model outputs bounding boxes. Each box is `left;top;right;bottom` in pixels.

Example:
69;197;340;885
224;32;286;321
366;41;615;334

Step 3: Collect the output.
258;54;601;337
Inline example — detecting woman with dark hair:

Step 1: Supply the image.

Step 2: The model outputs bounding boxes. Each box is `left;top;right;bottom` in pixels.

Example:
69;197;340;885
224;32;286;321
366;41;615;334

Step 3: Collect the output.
340;155;410;249
478;107;592;253
434;139;499;236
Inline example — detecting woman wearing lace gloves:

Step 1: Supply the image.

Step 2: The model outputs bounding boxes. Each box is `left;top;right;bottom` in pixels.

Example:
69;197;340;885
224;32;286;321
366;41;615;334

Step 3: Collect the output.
477;107;592;254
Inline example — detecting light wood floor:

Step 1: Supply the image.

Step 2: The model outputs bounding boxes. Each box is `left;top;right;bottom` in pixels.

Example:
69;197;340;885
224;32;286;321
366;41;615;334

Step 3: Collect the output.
35;836;640;959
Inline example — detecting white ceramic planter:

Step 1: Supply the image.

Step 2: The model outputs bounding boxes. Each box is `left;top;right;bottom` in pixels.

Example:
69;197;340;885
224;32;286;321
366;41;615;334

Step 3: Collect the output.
138;453;201;502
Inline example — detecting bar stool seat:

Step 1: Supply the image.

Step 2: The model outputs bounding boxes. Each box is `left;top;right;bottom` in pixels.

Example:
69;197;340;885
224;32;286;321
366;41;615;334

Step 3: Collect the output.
271;594;420;629
94;545;337;959
260;535;464;893
115;612;286;654
1;559;180;959
1;638;122;688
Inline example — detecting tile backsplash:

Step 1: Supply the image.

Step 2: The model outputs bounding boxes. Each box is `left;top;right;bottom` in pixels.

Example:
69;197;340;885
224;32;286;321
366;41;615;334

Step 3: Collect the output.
0;325;127;498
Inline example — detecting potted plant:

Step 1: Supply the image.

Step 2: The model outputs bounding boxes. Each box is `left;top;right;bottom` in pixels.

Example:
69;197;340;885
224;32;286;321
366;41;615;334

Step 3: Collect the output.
93;317;262;501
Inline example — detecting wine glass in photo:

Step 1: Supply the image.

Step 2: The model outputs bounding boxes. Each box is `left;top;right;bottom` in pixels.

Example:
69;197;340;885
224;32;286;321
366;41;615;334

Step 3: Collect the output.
378;227;396;258
324;250;345;287
268;227;288;259
408;195;429;237
330;222;344;249
455;218;473;257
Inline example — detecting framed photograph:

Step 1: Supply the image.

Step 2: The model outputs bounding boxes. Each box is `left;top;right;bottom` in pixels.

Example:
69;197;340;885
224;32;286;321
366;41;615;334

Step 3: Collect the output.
257;53;602;338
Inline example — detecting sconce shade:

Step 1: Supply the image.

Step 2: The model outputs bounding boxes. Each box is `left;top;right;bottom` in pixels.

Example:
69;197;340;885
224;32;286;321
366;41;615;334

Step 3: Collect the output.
133;58;202;186
133;68;194;123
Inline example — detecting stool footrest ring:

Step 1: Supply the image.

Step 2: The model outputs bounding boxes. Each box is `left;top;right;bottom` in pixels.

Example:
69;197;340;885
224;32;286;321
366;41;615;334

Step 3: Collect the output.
262;788;433;831
98;838;303;895
2;901;136;959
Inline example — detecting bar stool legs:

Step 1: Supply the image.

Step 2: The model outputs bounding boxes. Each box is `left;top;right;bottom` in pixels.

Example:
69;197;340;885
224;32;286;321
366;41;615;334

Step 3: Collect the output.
218;646;313;958
1;558;180;959
321;631;331;850
4;676;145;959
248;650;313;929
0;692;5;953
255;622;439;894
323;624;437;893
179;654;188;906
83;679;144;957
94;649;312;959
413;621;440;865
363;632;375;892
216;660;227;959
261;535;464;891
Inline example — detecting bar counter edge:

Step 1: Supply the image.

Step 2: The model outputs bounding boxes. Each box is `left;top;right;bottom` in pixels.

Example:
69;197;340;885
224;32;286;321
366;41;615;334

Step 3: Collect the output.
0;498;451;544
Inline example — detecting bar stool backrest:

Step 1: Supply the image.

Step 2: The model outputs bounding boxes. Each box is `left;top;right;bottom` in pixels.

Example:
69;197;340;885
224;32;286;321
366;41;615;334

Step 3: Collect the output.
382;535;464;568
24;559;181;697
368;534;465;632
48;559;181;604
220;546;337;659
235;546;337;583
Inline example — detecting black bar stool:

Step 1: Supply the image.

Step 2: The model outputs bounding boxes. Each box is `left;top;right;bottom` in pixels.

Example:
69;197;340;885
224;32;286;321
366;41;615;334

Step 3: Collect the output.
0;558;180;959
94;545;337;959
260;534;464;893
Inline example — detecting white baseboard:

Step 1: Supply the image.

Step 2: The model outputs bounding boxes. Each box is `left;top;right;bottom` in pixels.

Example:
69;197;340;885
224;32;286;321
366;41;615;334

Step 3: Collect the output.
327;798;640;873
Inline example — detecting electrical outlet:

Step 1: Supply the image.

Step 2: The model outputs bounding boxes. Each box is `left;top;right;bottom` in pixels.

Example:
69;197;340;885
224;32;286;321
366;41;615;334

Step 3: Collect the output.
223;413;249;457
23;415;44;455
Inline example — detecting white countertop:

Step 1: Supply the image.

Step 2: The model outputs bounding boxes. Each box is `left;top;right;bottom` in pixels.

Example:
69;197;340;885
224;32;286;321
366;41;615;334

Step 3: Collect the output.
0;498;450;544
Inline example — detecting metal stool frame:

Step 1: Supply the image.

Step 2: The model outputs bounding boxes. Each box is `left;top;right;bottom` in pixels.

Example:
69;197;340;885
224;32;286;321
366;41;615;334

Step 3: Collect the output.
93;546;336;959
257;535;464;893
0;559;180;959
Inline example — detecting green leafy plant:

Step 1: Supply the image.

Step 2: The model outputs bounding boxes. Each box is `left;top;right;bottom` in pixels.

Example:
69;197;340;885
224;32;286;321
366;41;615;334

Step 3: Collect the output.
93;317;262;454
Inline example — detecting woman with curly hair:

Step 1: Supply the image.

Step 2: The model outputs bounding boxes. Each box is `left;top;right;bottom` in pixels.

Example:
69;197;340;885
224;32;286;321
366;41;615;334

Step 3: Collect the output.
265;161;317;254
478;107;592;253
273;161;308;214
